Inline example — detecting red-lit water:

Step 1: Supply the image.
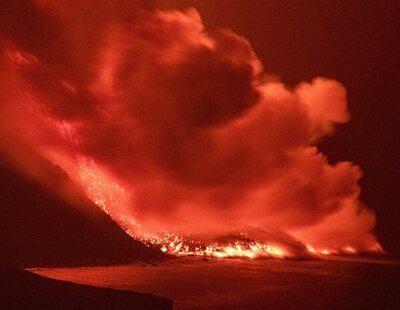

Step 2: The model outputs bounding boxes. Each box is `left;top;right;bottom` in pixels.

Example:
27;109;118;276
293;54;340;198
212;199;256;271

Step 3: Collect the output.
30;257;400;309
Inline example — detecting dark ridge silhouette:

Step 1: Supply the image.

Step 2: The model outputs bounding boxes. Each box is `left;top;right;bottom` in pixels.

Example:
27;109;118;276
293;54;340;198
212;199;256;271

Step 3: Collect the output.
0;150;164;268
0;266;172;310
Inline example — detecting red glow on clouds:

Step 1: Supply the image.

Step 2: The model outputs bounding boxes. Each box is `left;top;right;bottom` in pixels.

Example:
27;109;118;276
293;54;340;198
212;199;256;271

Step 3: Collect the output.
0;0;382;258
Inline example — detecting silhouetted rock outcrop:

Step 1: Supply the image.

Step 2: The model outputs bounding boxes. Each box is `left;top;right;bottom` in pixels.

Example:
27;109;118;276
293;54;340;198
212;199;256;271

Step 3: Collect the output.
0;152;163;268
0;267;172;309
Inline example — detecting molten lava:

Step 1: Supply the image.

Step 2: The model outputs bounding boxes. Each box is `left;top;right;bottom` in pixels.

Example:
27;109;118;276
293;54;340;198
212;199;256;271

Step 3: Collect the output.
74;153;382;259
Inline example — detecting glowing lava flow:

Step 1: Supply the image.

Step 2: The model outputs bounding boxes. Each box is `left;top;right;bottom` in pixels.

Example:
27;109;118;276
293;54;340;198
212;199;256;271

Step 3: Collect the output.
76;155;143;236
74;155;291;258
73;154;382;259
144;233;288;258
73;157;382;260
75;157;289;258
52;118;383;260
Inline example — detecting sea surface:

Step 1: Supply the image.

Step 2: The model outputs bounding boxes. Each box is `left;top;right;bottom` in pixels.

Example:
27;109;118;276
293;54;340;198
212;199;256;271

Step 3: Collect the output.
30;257;400;309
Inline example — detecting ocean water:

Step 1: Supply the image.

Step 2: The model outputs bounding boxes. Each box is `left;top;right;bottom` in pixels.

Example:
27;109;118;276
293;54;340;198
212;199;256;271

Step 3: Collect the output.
30;257;400;309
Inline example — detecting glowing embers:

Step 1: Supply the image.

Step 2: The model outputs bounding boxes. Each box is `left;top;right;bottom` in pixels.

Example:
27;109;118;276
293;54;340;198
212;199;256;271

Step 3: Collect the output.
76;156;140;234
78;156;120;213
306;244;382;256
141;233;384;259
142;233;289;259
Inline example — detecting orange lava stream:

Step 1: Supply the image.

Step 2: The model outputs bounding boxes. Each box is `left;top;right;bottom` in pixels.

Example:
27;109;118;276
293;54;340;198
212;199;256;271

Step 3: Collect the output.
74;157;293;259
75;155;382;259
75;156;292;258
141;233;289;259
138;233;382;259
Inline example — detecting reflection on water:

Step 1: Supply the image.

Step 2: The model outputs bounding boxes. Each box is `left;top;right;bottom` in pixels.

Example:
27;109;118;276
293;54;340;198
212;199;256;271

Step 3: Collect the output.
30;257;400;309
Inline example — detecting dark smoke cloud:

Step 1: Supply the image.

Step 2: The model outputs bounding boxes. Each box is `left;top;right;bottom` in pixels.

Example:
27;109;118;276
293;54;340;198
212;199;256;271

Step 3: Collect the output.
0;0;379;250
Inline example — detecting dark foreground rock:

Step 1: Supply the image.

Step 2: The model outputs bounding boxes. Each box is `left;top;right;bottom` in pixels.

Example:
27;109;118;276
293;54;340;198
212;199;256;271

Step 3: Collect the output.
0;152;165;268
0;267;172;309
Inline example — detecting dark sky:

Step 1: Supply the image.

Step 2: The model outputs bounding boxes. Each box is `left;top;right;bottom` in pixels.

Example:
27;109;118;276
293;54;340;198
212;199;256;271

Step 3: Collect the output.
156;0;400;255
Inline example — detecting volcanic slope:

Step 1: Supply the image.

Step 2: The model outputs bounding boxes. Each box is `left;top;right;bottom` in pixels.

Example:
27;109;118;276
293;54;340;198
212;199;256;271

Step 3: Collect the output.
0;150;163;268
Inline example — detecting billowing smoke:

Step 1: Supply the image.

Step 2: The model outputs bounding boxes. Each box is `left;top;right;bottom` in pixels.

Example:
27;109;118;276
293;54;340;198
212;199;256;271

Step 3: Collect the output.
0;0;380;253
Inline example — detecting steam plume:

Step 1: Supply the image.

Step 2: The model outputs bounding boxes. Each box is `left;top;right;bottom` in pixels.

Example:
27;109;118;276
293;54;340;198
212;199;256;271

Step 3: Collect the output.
0;0;381;253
